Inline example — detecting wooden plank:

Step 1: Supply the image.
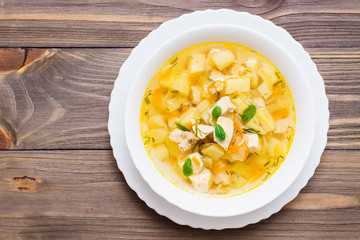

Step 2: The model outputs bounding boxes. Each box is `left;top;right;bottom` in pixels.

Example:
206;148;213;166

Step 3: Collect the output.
0;0;359;47
0;48;358;150
0;149;359;239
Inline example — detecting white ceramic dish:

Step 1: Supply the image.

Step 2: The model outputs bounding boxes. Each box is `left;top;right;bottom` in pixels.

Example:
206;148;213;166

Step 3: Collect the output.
124;23;315;217
109;9;328;229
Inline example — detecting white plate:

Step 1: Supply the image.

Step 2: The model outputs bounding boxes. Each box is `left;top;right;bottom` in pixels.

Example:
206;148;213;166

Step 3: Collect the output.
108;9;329;229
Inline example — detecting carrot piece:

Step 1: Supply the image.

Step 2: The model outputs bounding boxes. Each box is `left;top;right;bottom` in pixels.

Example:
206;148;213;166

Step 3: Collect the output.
272;86;283;96
151;88;163;107
232;116;243;133
181;104;189;112
170;157;177;165
163;111;180;121
212;160;230;174
272;108;289;120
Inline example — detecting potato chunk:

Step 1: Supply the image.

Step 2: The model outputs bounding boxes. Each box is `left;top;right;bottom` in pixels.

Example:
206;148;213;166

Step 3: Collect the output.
188;53;206;74
258;63;277;87
210;50;235;71
148;115;167;128
256;109;275;133
160;72;190;96
150;144;169;161
257;81;273;100
149;128;169;144
225;77;250;94
202;144;225;160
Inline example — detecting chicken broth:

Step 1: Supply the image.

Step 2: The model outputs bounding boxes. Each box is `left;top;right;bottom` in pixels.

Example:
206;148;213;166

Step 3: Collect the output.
140;42;295;195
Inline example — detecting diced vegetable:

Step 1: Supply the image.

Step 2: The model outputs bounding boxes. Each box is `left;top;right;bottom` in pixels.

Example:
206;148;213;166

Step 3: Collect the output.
232;161;253;179
148;115;167;128
245;117;264;135
149;128;169;143
257;81;273;100
231;174;248;189
188;53;206;74
150;144;169;161
202;157;214;169
202;144;225;160
160;72;190;96
210;50;235;71
200;108;211;124
256;109;275;133
258;63;277;87
232;96;249;114
196;99;210;113
164;93;188;112
225;77;251;94
164;136;182;158
267;138;286;157
267;96;291;113
179;107;199;125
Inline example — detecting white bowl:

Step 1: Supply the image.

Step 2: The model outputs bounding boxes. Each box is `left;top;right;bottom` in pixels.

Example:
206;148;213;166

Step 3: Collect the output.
125;24;315;217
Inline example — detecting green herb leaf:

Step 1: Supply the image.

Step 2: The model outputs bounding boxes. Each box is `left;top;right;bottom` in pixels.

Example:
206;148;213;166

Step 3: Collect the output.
183;158;193;177
212;106;222;121
215;123;226;141
170;90;179;94
241;105;256;122
243;128;261;135
175;121;190;132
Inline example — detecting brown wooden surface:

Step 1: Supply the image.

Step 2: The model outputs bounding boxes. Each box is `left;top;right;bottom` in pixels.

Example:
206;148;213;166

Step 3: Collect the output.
0;0;359;239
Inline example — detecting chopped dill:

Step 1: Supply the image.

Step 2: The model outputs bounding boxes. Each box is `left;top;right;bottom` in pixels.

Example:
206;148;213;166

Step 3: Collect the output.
264;161;270;167
143;135;151;145
170;90;179;94
273;80;283;87
287;135;291;141
144;111;149;116
264;171;272;180
170;56;179;67
232;95;238;99
151;137;155;143
275;71;281;80
144;89;153;104
243;128;261;135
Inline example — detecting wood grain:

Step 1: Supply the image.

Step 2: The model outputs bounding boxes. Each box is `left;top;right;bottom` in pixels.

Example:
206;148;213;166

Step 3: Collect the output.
0;1;359;238
0;48;358;150
0;0;359;47
0;150;359;239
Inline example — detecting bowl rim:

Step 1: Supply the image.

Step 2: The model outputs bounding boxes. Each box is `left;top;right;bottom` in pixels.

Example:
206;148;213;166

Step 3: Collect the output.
125;24;316;217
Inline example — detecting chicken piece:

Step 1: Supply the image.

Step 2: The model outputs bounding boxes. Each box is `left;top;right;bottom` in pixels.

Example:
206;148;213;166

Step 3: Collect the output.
244;133;259;152
208;82;224;94
274;118;291;134
169;129;197;152
214;117;234;150
208;96;236;118
192;124;214;139
213;171;231;185
189;168;213;193
191;86;202;105
209;69;227;81
178;152;204;175
209;69;238;82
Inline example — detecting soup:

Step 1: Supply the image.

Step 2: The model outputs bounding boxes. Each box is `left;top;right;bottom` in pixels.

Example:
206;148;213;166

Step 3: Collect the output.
140;42;295;195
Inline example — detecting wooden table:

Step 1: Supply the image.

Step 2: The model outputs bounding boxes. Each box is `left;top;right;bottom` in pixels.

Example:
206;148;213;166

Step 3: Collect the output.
0;1;359;239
